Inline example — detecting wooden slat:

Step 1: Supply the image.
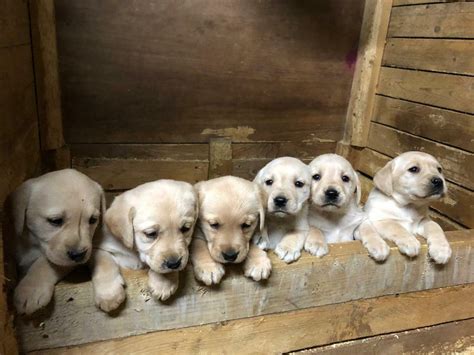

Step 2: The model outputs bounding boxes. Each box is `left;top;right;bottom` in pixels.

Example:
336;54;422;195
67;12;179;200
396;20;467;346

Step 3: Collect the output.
0;0;30;47
16;230;474;352
377;67;474;114
393;0;448;6
30;284;474;355
383;38;474;75
208;138;232;179
232;141;335;160
372;96;474;152
388;2;474;38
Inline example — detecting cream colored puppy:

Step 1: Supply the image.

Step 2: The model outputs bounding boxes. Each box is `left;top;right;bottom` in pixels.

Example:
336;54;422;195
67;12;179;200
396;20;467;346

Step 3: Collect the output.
7;169;125;315
191;176;271;285
356;151;452;264
254;157;311;263
306;154;365;254
105;180;198;301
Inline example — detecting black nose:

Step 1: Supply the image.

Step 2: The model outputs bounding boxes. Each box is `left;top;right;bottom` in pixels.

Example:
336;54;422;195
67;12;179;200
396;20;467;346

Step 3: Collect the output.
165;257;182;270
431;177;443;188
325;188;339;200
67;249;87;262
274;196;288;207
222;250;239;262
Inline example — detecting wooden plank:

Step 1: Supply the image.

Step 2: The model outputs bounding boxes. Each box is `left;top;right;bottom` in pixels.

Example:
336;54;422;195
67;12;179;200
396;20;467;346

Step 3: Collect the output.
17;230;474;352
388;2;474;38
377;67;474;114
208;138;232;179
0;0;30;47
393;0;448;6
383;38;474;75
372;96;474;152
232;141;336;160
30;284;474;355
344;0;393;147
298;318;474;355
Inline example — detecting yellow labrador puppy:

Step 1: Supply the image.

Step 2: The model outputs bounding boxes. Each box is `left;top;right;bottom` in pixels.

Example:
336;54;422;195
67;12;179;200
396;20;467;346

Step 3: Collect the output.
105;180;198;301
254;157;311;263
306;154;365;255
356;151;451;264
7;169;124;315
191;176;270;285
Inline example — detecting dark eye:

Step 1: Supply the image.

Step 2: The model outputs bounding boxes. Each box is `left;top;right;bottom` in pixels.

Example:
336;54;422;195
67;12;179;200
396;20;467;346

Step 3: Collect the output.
144;231;158;239
47;217;64;227
89;216;98;225
180;225;191;233
312;174;321;181
437;167;442;173
265;179;273;186
341;175;350;183
408;166;420;173
295;181;304;188
210;222;220;229
241;222;251;229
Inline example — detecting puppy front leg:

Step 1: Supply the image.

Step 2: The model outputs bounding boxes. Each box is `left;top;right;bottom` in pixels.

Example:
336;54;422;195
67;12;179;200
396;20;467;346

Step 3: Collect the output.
355;220;390;261
148;270;179;301
275;230;307;263
190;238;225;286
418;219;451;264
89;249;126;312
14;255;71;315
304;227;329;258
372;220;420;258
243;243;272;281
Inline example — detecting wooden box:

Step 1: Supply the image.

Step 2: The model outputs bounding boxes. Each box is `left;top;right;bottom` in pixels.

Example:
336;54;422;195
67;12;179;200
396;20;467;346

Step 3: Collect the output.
1;0;473;353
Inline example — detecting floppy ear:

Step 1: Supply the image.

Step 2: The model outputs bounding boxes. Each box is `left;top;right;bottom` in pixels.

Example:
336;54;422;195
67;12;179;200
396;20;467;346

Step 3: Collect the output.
373;160;393;196
255;184;266;232
9;179;34;237
353;172;362;205
104;194;135;249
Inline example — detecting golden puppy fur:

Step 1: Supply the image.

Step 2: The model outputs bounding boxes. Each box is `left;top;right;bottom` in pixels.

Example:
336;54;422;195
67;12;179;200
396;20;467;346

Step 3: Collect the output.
191;176;271;285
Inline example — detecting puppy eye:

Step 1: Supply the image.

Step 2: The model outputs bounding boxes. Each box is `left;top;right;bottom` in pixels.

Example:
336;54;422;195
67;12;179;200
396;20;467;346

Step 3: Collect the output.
408;166;420;173
144;231;158;239
294;181;305;188
180;225;191;233
47;217;64;227
89;216;98;225
312;174;321;181
341;175;350;183
241;222;251;229
210;222;220;229
437;167;442;173
265;179;273;186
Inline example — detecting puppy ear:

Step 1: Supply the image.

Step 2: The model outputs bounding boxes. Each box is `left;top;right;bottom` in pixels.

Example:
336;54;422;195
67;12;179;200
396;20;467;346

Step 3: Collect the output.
105;194;135;249
9;179;34;237
373;160;393;196
254;184;266;232
353;172;362;205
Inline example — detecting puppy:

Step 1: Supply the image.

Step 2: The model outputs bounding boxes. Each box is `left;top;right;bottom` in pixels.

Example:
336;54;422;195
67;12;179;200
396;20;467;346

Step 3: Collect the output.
7;169;117;315
356;151;452;264
191;176;271;285
253;157;311;263
105;180;198;301
306;154;365;254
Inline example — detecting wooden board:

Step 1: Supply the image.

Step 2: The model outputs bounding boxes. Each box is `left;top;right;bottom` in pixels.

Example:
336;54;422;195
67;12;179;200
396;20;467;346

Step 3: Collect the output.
16;230;474;352
383;38;474;75
0;0;30;47
377;67;474;114
30;284;474;354
55;0;364;144
388;2;474;38
372;96;474;152
392;0;448;6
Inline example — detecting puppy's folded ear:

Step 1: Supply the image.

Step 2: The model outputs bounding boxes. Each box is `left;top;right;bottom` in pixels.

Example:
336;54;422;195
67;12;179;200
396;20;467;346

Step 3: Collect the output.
373;160;393;196
9;179;34;237
105;195;135;249
254;183;269;240
353;172;362;205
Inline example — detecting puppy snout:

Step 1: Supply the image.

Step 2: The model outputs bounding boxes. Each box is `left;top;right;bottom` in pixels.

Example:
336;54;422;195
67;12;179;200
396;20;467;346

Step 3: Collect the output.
67;249;88;263
431;176;443;189
273;196;288;208
222;249;239;262
164;257;182;270
325;188;339;201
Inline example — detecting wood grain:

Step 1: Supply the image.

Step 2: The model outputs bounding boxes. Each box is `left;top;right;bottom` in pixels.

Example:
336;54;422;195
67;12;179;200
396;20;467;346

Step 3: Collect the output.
0;0;30;47
392;0;448;6
388;2;474;38
208;138;232;179
16;230;474;352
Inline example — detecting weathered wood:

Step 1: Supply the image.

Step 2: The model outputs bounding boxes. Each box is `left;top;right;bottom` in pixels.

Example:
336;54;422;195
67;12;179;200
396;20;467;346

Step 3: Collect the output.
297;318;474;355
344;0;393;147
16;230;474;352
388;2;474;38
383;38;474;75
377;67;474;114
372;96;474;152
232;141;335;160
393;0;448;6
0;0;30;47
30;285;474;355
208;138;232;179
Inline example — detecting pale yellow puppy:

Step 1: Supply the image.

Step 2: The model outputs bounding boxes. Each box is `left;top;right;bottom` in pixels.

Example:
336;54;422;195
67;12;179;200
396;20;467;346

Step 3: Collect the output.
191;176;271;285
356;151;452;264
105;180;198;301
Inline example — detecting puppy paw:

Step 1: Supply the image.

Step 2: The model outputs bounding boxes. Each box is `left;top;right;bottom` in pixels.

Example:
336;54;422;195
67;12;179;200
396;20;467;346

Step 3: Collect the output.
243;255;272;281
397;238;421;258
429;242;452;264
94;274;126;312
275;242;301;263
14;279;54;315
148;274;179;301
304;238;328;258
193;262;225;286
364;239;390;262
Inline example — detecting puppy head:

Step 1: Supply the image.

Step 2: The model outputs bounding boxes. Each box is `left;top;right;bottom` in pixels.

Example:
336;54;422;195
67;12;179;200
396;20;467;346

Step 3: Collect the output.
195;176;264;264
10;169;104;267
254;157;311;217
373;151;446;205
309;154;361;211
105;180;198;274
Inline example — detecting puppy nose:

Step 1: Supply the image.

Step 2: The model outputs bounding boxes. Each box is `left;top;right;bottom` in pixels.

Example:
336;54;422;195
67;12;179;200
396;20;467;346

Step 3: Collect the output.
274;196;288;207
325;188;339;200
222;250;239;262
67;249;87;262
165;257;182;270
431;177;443;188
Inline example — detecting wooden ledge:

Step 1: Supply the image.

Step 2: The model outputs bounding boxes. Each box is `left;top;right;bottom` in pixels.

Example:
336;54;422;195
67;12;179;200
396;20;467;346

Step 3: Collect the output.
16;229;474;352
